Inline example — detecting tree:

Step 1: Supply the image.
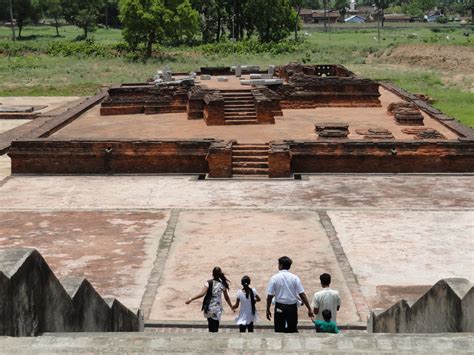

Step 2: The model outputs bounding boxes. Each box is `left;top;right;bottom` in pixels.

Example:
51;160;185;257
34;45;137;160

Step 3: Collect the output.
291;0;303;41
61;0;102;38
166;0;200;44
374;0;392;26
402;0;436;17
40;0;63;36
302;0;321;8
12;0;38;38
334;0;348;21
119;0;170;57
247;0;296;42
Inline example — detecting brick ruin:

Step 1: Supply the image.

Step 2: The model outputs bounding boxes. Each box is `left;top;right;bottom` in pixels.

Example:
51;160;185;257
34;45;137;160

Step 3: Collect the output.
5;64;474;178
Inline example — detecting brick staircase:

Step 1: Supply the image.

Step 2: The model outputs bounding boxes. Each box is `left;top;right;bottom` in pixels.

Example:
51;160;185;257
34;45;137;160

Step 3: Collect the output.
222;90;257;125
232;143;269;177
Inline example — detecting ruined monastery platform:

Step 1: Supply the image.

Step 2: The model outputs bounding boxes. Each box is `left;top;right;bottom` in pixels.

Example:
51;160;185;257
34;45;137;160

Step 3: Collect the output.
51;88;457;142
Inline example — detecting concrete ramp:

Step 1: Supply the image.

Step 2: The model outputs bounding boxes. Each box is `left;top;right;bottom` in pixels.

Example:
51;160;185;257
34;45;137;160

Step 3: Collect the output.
0;248;143;336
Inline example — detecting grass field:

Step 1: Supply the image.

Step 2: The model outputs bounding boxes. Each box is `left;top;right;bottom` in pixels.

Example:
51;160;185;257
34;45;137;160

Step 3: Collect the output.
0;24;472;126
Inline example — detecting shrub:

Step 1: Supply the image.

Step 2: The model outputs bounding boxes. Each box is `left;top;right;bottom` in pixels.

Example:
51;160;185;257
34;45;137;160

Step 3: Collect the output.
198;39;305;56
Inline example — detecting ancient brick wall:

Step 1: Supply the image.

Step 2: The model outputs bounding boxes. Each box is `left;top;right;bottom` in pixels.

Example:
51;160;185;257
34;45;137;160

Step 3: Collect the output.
9;139;215;174
100;85;189;116
288;140;474;173
269;72;381;108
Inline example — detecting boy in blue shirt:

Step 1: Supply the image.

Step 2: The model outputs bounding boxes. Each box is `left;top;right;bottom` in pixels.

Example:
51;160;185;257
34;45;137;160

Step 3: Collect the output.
314;309;340;334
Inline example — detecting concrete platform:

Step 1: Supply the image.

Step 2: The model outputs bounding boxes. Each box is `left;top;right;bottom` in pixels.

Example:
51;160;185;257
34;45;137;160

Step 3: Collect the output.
0;332;472;353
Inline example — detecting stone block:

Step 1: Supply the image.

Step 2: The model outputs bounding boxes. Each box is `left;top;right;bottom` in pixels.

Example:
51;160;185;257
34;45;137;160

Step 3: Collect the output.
262;74;274;79
268;65;275;75
217;76;228;82
250;74;262;79
200;75;211;80
235;64;242;78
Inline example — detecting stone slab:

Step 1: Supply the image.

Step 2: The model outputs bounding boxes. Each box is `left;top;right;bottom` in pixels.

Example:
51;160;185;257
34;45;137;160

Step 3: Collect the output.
0;211;170;309
328;210;474;310
149;210;359;324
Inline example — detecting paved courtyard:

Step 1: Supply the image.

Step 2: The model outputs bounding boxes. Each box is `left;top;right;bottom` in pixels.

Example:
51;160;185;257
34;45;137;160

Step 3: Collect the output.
0;173;472;327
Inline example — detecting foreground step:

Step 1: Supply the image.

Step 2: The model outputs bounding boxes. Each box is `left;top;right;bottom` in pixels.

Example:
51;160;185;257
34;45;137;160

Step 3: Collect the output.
1;332;470;353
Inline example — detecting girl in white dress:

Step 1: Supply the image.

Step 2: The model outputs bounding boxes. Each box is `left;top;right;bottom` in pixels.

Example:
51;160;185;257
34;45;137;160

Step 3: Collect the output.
185;267;233;332
232;275;261;332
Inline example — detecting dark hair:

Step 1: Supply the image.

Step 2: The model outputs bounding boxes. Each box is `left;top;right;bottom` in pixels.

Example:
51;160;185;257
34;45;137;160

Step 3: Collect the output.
212;267;230;289
322;309;332;322
241;275;256;315
278;256;292;270
320;273;331;286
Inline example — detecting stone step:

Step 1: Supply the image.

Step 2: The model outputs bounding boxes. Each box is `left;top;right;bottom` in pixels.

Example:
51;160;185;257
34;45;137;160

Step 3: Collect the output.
232;161;269;169
232;145;269;150
224;112;257;117
224;115;258;120
232;155;269;162
225;119;258;125
232;174;269;179
1;333;468;353
232;167;269;175
224;104;255;108
222;96;253;100
222;92;253;95
224;108;256;113
232;151;268;157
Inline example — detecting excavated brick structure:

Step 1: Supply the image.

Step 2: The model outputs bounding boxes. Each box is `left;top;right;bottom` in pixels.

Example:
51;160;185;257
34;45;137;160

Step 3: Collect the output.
100;84;190;116
270;64;381;108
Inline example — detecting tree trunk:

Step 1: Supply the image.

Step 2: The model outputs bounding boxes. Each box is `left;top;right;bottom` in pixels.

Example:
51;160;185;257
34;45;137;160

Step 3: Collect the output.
216;9;221;42
18;22;23;38
54;16;60;37
146;33;154;58
105;2;109;30
9;0;15;41
295;7;301;41
84;26;88;39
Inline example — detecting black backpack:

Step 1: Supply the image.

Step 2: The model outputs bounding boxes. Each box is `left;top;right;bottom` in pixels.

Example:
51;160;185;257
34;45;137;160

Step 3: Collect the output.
201;280;213;313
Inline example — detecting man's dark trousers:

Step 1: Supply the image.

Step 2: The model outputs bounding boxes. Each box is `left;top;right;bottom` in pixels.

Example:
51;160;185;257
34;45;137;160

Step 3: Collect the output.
274;302;298;333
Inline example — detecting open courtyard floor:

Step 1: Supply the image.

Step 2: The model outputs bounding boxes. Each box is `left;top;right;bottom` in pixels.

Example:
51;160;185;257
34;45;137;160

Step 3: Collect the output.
0;173;472;328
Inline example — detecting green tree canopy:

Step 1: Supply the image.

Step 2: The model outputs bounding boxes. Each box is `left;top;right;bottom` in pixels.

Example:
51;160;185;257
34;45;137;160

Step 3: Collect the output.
61;0;102;38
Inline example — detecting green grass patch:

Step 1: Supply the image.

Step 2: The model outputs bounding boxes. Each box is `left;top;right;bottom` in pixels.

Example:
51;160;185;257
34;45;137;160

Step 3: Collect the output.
351;65;474;127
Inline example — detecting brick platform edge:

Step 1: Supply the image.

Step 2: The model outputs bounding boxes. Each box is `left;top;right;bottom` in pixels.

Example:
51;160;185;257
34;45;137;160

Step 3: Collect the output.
0;91;107;155
380;82;474;140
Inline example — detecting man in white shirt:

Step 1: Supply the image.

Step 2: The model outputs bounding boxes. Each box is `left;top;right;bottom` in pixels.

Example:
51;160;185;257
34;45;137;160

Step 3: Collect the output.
312;273;341;323
266;256;314;333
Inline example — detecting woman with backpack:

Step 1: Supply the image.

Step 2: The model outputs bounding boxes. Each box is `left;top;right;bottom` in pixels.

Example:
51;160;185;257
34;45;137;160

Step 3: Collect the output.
232;275;261;332
185;266;234;332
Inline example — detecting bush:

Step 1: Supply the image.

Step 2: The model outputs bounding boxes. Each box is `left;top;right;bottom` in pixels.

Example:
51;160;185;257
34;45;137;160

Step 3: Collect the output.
436;17;448;24
198;39;305;56
47;40;117;57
